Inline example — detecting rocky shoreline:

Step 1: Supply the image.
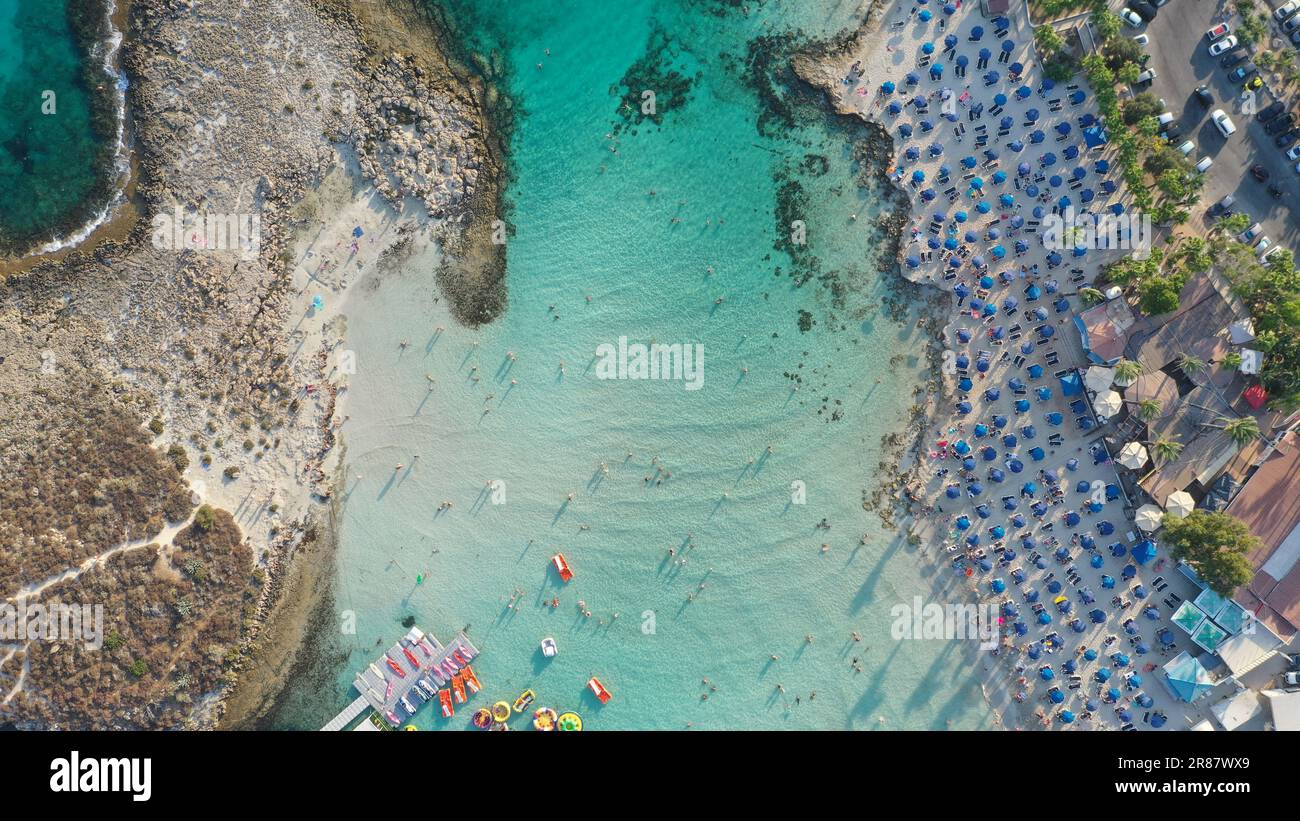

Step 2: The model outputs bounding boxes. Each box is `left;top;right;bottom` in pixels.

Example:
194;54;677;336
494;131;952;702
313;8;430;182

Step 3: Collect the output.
0;0;504;729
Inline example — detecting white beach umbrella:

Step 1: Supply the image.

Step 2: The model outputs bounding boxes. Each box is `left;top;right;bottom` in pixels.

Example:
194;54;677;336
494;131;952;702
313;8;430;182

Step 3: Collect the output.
1165;490;1195;519
1084;365;1114;393
1093;389;1122;417
1135;504;1164;532
1118;441;1148;470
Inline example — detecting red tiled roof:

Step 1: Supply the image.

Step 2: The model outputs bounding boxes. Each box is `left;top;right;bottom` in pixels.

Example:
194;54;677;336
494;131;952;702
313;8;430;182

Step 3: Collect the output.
1227;431;1300;635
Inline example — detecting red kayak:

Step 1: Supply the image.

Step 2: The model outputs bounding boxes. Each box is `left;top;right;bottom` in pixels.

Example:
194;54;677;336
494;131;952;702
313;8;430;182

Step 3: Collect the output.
552;553;574;582
385;654;406;678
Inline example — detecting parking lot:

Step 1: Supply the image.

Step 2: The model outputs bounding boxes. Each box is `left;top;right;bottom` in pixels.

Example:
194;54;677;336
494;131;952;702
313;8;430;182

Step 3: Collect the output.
1126;0;1300;249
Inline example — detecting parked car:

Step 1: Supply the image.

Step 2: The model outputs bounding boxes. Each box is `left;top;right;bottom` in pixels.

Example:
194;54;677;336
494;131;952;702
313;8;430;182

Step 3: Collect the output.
1277;128;1300;148
1133;33;1150;45
1221;51;1248;69
1161;123;1184;142
1240;222;1264;243
1195;156;1214;173
1120;7;1143;27
1278;0;1300;19
1175;139;1195;156
1244;75;1264;92
1156;111;1175;127
1229;63;1258;83
1286;14;1300;32
1208;194;1235;216
1256;238;1273;258
1206;22;1231;40
1194;85;1215;107
1252;164;1270;182
1286;671;1300;686
1287;144;1300;160
1212;109;1237;136
1257;101;1287;121
1131;0;1159;19
1291;27;1300;43
1134;68;1156;86
1266;112;1296;134
1209;35;1239;56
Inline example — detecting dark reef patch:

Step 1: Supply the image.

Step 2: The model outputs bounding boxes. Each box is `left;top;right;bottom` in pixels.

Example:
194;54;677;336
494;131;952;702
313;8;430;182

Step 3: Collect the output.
609;25;700;137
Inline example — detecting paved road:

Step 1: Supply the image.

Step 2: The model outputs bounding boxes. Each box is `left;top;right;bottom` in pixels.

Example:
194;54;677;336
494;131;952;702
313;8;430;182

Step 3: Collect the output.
1129;0;1300;250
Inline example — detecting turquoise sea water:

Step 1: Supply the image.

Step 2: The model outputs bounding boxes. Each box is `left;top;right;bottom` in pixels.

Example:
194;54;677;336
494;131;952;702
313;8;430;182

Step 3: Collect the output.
0;0;110;252
276;0;998;730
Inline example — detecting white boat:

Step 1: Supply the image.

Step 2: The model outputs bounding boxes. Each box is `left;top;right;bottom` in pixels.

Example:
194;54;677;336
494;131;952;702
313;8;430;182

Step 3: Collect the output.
541;637;558;657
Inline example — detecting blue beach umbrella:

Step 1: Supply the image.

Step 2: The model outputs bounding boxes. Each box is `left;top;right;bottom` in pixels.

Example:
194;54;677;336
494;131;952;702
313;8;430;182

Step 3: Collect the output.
955;516;971;531
1029;130;1045;144
912;169;926;183
1002;39;1015;53
919;8;933;21
1025;108;1040;122
922;41;935;54
882;80;896;94
976;200;992;214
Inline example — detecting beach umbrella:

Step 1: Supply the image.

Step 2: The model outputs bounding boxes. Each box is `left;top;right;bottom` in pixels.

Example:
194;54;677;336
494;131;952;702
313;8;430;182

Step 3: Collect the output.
1109;543;1126;558
991;578;1006;593
1010;61;1024;76
976;200;992;214
1002;39;1015;52
905;255;921;269
967;534;981;546
956;327;972;343
1075;480;1091;493
1134;504;1163;533
954;209;969;221
943;236;957;250
929;143;944;157
956;400;973;414
1070;90;1086;105
973;422;989;438
981;446;997;462
1090;553;1104;569
1048;174;1063;188
1100;574;1115;589
1092;389;1121;417
899;123;913;137
1041;152;1058;167
1001;294;1016;308
1029;130;1045;144
1059;710;1075;724
992;169;1008;184
999;193;1014;208
922;41;935;54
975;503;991;519
1003;497;1019;512
913;95;928;109
905;146;921;161
1081;534;1096;550
920;187;936;201
919;8;933;21
1072;165;1086;180
1000;115;1014;130
1028;446;1045;461
1016;84;1031;99
983;70;1000;84
930;63;944;80
1027;364;1044;379
992;245;1006;259
972;256;987;270
1046;412;1063;426
958;377;973;392
887;100;903;115
990;525;1006;538
943;2;957;13
944;34;958;49
964;230;979;243
881;80;896;94
1134;585;1148;599
1166;490;1194;519
1049;689;1065;704
1150;713;1169;728
954;439;971;455
1113;652;1130;668
1035;386;1051;401
955;515;971;531
956;54;969;67
1132;540;1157;565
968;481;984;496
1128;673;1143;687
1117;442;1147;470
1020;424;1036;439
1006;458;1023;473
1064;510;1080;527
912;169;926;183
945;485;961;500
961;155;978;169
1097;520;1115;536
1080;186;1097;203
1025;108;1040;122
906;72;920;85
1063;145;1080;160
988;227;1002;240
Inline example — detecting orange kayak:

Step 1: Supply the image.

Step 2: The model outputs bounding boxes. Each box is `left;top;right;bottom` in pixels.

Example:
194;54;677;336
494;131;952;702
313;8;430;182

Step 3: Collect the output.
452;672;467;703
461;665;481;694
439;688;454;717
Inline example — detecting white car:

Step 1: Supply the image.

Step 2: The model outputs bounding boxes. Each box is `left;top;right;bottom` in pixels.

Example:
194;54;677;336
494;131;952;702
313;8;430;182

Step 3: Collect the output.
1157;111;1175;126
1133;33;1150;45
1120;7;1143;27
1255;237;1272;256
1240;222;1263;243
1195;156;1214;173
1212;108;1236;136
1209;35;1239;56
1277;0;1300;20
1175;140;1195;155
1288;145;1300;161
1134;68;1156;85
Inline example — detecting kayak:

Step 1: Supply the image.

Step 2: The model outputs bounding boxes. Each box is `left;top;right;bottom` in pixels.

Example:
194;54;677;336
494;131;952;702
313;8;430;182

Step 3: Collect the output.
552;553;574;582
461;665;481;694
452;673;467;703
439;689;454;718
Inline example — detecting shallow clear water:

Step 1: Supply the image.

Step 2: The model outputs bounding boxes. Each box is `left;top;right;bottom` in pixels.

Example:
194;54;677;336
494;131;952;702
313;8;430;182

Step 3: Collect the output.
277;0;997;730
0;0;107;250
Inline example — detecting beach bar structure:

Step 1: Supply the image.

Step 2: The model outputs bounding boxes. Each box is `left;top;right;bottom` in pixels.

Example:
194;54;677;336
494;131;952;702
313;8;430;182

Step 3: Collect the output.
320;626;479;730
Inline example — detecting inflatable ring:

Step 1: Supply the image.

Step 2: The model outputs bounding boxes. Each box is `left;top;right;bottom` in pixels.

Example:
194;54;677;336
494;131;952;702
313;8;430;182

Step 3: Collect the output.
491;701;512;724
471;708;493;729
533;707;558;731
557;711;583;732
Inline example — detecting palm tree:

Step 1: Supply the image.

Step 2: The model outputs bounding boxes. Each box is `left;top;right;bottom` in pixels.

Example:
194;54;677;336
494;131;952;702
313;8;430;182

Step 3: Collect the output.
1216;416;1261;449
1114;358;1144;384
1135;398;1162;422
1149;435;1184;464
1178;353;1207;380
1079;287;1106;307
